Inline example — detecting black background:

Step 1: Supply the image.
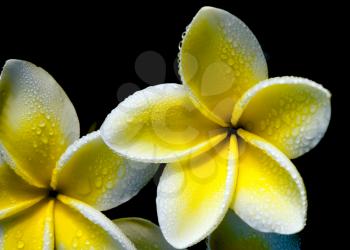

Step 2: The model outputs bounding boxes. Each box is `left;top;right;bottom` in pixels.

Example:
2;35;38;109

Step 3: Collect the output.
1;1;345;249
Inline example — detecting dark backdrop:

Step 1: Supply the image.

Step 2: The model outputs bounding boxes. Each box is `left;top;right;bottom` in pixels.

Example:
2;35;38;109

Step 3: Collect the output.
1;1;345;249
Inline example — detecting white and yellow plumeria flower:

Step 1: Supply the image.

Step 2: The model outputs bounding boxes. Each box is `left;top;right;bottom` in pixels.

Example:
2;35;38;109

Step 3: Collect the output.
0;59;174;250
101;6;331;249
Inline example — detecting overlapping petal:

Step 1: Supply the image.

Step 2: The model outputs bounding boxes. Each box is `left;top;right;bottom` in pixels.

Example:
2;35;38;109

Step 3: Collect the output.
55;195;135;249
101;83;226;163
208;210;300;250
0;158;46;220
156;135;238;248
51;131;158;211
0;60;80;187
232;77;331;158
232;130;307;234
179;6;267;125
0;199;54;250
114;217;179;250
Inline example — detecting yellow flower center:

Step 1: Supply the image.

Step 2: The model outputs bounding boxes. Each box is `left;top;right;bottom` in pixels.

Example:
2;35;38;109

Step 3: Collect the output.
48;188;59;199
227;126;238;136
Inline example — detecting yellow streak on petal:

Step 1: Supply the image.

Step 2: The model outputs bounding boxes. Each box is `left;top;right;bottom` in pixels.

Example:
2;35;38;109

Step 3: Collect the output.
156;135;238;248
0;158;47;220
101;84;226;163
232;130;307;234
0;199;54;250
0;59;80;187
55;195;135;249
52;131;158;211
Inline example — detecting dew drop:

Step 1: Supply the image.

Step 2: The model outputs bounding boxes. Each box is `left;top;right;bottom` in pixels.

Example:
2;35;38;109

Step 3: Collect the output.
39;120;46;127
95;177;102;188
102;168;108;175
118;165;126;178
267;127;273;136
228;58;234;66
259;121;266;131
105;181;113;189
41;137;49;144
77;230;82;238
274;119;281;129
310;104;317;112
17;241;24;249
220;54;228;60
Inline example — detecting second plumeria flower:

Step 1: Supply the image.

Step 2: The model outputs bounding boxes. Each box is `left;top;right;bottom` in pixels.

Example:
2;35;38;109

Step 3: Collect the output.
0;60;170;249
101;6;331;249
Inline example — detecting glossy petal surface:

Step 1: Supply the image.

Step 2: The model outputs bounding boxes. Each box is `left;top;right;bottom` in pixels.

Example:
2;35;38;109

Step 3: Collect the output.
232;130;307;234
232;77;331;158
0;60;79;187
180;7;267;125
0;199;54;250
55;195;135;250
157;136;238;248
52;131;158;211
0;158;46;220
101;84;226;163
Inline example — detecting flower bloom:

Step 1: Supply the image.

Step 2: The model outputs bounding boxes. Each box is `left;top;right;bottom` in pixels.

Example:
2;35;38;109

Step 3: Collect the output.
101;7;331;248
0;60;173;249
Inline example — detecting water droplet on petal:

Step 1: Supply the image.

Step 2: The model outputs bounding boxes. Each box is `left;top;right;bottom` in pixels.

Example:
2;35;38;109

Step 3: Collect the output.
102;168;108;175
105;181;113;189
17;241;24;249
95;177;102;188
39;120;46;127
228;58;234;66
77;230;82;237
41;137;48;144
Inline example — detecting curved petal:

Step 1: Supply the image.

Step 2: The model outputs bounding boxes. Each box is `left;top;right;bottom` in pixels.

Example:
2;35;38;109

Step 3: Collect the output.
0;59;80;187
0;157;46;220
0;199;54;250
179;6;267;125
55;195;135;250
232;77;331;159
208;210;300;250
156;135;238;248
232;129;307;234
114;218;180;250
51;131;158;211
101;83;226;163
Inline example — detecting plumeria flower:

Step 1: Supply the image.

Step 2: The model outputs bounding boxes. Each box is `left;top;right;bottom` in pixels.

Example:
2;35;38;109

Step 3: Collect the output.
101;6;331;249
0;60;176;250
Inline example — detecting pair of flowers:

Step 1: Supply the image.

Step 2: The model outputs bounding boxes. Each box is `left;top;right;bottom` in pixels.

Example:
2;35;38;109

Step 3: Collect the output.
0;6;330;250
